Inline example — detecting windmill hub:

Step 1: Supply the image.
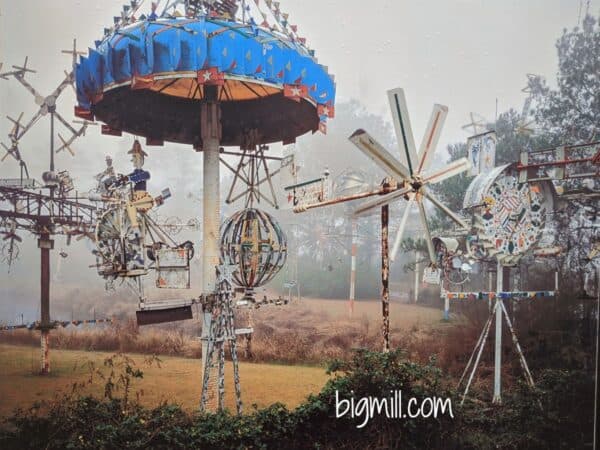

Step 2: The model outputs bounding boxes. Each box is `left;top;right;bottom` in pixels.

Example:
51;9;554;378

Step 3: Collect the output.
42;171;59;187
348;88;470;263
45;95;57;107
410;177;424;191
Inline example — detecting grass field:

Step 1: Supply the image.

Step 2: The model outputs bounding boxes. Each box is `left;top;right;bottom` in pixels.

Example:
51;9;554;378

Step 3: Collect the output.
0;299;445;363
0;344;330;417
0;299;449;417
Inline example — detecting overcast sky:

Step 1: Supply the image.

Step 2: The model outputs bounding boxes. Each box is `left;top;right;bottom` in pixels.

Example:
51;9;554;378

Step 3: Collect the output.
1;0;597;178
289;0;598;140
0;0;597;321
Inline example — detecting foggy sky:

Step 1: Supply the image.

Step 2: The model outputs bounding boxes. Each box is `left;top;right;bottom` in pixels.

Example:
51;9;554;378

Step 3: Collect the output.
0;0;596;322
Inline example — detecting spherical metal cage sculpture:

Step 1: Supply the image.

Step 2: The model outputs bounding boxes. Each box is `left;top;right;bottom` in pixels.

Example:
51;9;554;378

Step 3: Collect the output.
220;208;287;296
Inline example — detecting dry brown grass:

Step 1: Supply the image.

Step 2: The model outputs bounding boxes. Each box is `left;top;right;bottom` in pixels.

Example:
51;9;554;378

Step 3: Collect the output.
0;344;329;417
0;298;445;365
0;299;500;417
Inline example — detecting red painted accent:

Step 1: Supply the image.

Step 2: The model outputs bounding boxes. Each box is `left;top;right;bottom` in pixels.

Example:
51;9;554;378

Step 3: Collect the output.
317;104;335;118
74;106;94;121
131;74;155;90
318;121;327;135
101;125;122;137
197;68;225;86
146;138;164;146
92;92;104;104
283;84;308;100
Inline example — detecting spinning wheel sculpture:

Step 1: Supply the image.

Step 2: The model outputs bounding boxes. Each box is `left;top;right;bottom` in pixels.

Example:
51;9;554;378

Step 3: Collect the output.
75;0;335;413
463;164;554;266
0;43;90;171
91;168;192;289
348;88;471;266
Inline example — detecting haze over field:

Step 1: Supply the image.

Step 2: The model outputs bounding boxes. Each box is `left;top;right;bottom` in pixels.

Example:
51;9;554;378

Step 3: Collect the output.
0;0;597;323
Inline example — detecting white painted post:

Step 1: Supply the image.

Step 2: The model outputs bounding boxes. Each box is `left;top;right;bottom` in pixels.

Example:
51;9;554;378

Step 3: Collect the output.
414;250;420;303
349;218;357;317
488;268;493;310
443;292;450;321
200;88;221;409
493;261;503;404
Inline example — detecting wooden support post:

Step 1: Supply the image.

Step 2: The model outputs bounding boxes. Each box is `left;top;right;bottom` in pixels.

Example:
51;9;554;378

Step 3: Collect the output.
38;232;53;375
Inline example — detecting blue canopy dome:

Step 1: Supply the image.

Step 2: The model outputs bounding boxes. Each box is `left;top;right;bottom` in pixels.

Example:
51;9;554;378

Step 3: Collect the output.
75;17;336;147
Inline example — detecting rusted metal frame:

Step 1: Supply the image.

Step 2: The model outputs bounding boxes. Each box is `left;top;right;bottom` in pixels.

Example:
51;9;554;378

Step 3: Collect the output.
230;166;284;203
221;154;275;207
144;211;177;246
293;185;397;213
0;187;95;214
206;21;255;39
527;140;599;155
381;205;390;353
224;149;248;204
14;109;43;141
186;77;197;98
518;156;597;169
246;152;258;207
224;82;235;102
219;150;282;161
259;147;279;209
499;300;535;388
157;78;180;94
222;158;279;207
241;81;263;99
38;226;52;375
149;19;197;36
52;110;79;136
255;209;283;285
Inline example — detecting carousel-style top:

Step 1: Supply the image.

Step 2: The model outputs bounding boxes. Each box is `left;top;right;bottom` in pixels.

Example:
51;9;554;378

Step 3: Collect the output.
75;5;336;148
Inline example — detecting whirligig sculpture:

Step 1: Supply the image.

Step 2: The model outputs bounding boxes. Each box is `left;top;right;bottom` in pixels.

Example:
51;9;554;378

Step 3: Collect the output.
75;0;336;413
220;208;287;300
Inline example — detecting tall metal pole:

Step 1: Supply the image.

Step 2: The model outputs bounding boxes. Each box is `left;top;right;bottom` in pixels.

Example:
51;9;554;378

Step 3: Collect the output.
381;205;390;353
593;264;599;450
414;250;420;303
199;85;222;408
493;261;505;404
349;218;357;317
50;111;55;173
38;229;53;375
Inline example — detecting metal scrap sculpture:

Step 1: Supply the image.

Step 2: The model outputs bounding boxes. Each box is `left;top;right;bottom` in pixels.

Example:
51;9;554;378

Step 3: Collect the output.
0;48;100;374
294;88;470;351
75;0;335;413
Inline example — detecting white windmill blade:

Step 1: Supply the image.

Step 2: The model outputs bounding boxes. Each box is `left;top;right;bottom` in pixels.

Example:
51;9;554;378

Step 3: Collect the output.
349;129;410;182
424;189;469;229
415;104;448;175
352;185;413;218
390;194;415;262
417;200;437;265
57;133;76;156
421;157;471;185
1;143;15;162
388;88;419;176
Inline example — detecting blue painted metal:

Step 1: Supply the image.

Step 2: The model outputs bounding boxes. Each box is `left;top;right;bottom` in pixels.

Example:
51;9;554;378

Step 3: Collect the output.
76;18;335;108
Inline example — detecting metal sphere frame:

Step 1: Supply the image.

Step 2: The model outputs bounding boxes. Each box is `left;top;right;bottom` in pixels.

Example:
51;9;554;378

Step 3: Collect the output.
220;208;287;296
